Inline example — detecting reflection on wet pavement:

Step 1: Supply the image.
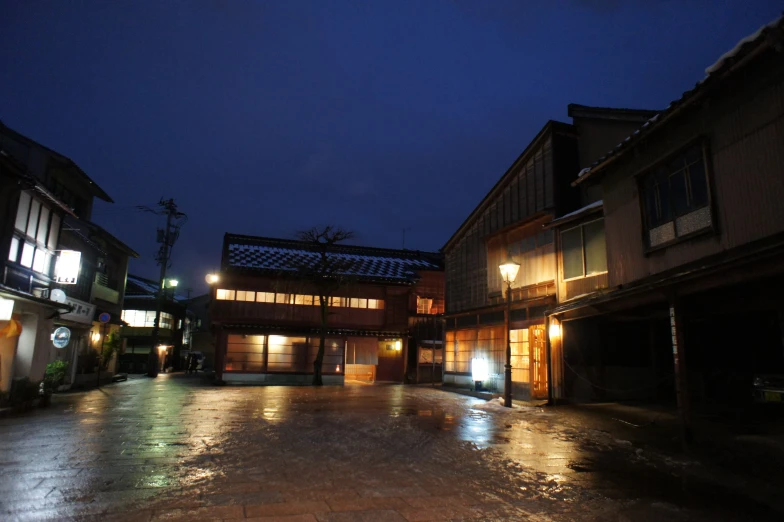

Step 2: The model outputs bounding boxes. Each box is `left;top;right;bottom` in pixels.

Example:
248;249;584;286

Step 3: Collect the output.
0;375;776;521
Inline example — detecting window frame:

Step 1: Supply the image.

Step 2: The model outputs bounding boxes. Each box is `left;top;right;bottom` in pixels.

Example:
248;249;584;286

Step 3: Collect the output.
637;138;715;252
561;218;608;282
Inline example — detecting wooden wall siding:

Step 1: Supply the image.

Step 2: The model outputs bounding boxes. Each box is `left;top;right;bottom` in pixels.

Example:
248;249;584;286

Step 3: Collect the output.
211;300;388;329
602;50;784;288
486;225;556;296
565;273;608;300
413;270;446;315
445;137;556;314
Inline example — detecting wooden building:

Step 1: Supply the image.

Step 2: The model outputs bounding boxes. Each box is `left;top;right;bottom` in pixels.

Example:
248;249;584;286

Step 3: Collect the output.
0;122;137;392
443;106;656;399
548;16;784;418
210;234;443;385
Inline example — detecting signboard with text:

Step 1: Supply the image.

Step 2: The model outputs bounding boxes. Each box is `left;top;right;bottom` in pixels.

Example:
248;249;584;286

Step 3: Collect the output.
60;296;96;325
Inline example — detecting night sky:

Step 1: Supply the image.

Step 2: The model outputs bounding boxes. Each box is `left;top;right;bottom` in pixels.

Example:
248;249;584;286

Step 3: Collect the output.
2;1;780;295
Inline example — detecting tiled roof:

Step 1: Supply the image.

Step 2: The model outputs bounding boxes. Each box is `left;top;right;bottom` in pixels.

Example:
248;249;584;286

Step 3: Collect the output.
223;234;443;284
575;14;784;185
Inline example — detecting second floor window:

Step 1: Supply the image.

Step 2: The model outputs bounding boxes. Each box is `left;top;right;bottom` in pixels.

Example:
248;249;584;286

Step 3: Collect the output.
417;296;433;314
8;191;60;277
641;143;712;248
561;219;607;280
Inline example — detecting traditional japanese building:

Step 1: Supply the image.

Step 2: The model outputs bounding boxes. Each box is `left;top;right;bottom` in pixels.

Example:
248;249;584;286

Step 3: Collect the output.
210;233;443;385
547;16;784;420
0;122;137;392
442;105;656;400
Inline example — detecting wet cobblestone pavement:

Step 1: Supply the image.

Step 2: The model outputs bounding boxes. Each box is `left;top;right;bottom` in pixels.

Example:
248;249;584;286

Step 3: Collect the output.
0;375;775;521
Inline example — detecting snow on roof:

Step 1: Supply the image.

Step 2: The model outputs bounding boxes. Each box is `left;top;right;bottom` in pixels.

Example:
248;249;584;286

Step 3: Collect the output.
576;14;783;184
224;235;443;284
125;274;189;302
549;200;603;227
704;16;783;75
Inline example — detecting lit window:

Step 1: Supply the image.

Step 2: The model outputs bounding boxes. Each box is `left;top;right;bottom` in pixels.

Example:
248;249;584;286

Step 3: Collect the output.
8;237;19;262
294;294;307;305
368;299;384;310
357;298;367;308
216;289;235;300
32;248;46;273
417;296;433;314
237;290;255;302
349;298;360;308
14;192;31;232
275;293;291;304
302;295;314;306
256;292;275;303
20;242;34;268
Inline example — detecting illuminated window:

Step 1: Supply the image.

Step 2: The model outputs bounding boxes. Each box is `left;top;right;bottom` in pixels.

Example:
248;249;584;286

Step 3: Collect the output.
368;299;384;309
275;293;291;304
416;296;433;314
236;290;255;302
256;292;275;303
9;193;59;276
121;310;176;329
302;295;314;305
226;334;265;372
216;289;235;300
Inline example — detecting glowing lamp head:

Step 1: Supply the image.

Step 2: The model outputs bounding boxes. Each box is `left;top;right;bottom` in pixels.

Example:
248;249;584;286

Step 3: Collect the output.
499;259;520;285
549;322;561;340
167;279;179;288
205;273;220;284
91;331;101;343
471;358;490;382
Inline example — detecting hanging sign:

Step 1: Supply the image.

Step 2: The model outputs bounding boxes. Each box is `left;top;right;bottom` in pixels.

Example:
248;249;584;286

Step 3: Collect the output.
52;327;71;349
55;250;82;284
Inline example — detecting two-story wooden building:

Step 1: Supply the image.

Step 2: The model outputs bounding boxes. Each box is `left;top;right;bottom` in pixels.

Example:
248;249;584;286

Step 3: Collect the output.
443;106;656;400
0;121;137;392
210;233;443;385
547;16;784;418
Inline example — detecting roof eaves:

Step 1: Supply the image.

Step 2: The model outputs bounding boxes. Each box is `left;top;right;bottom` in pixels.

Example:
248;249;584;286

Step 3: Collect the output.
574;14;783;187
442;120;575;252
0;121;114;203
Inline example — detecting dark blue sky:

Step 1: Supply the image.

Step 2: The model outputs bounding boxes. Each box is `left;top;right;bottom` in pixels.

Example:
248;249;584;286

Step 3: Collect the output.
2;1;780;295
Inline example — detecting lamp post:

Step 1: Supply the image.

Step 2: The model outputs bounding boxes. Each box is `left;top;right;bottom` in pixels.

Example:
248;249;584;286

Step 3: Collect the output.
499;258;520;408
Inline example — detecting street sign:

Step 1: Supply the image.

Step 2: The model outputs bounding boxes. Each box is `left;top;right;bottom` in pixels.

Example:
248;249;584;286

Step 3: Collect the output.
98;312;111;324
52;327;71;349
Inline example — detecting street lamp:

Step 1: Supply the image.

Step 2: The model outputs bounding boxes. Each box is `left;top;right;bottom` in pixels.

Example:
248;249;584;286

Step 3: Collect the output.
499;258;520;408
205;273;219;285
167;278;179;288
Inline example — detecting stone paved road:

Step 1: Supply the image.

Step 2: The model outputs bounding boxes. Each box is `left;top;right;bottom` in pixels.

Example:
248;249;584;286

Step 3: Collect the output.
0;375;775;521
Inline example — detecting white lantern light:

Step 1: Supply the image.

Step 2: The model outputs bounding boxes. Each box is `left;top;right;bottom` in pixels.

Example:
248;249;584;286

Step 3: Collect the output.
471;358;489;382
499;259;520;285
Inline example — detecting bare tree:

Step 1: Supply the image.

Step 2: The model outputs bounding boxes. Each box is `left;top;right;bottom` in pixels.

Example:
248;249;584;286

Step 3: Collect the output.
294;226;355;385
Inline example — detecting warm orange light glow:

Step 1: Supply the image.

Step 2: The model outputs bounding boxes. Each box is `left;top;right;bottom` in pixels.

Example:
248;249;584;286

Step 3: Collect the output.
549;322;561;340
499;259;521;284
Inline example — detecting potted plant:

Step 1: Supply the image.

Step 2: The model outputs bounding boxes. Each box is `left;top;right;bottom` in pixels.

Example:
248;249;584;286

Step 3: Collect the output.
40;360;69;407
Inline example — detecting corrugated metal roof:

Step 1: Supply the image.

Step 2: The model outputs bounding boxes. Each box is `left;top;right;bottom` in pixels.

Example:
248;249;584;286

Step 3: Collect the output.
575;14;784;185
224;234;443;284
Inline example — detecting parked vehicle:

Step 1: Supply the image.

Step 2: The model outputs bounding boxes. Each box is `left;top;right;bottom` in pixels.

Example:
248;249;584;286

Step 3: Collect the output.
753;375;784;403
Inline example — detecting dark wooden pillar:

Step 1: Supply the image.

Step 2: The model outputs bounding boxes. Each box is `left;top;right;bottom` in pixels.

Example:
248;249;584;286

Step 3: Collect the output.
215;329;226;384
669;300;693;448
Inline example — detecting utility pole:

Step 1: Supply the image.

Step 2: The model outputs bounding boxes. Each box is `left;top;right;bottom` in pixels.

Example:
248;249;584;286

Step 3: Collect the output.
139;199;186;378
